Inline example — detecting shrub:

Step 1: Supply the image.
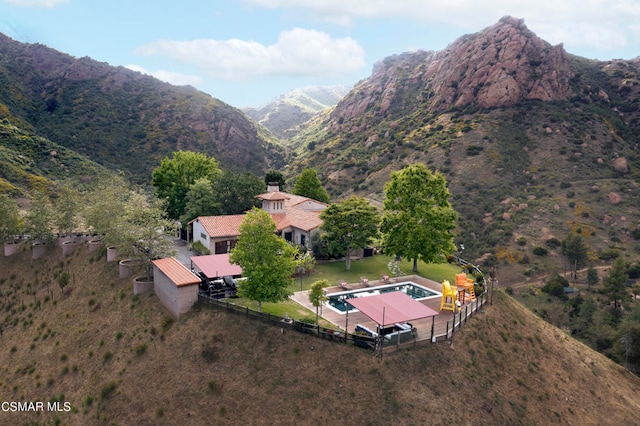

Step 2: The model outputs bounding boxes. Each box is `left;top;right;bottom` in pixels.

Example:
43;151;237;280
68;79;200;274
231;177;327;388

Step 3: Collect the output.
191;240;210;255
532;247;548;256
541;275;569;298
516;237;527;246
545;238;561;249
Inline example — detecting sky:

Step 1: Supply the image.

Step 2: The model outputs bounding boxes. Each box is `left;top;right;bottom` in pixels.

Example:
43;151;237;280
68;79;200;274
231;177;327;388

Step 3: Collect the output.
0;1;639;108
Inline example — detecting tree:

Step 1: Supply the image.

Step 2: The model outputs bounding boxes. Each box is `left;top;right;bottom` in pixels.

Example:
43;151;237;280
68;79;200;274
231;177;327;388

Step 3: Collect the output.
0;194;21;244
54;181;80;238
25;191;55;245
320;196;379;271
264;170;286;191
308;279;329;325
151;150;221;221
118;191;177;279
215;171;263;215
292;168;330;203
587;266;599;291
561;233;589;279
83;176;129;247
230;208;297;312
380;163;457;273
180;177;220;224
604;257;629;309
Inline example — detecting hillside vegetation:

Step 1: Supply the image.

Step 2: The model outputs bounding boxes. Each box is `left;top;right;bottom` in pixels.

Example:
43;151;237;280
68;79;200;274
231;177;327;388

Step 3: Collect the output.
286;18;640;282
0;33;285;183
1;245;639;424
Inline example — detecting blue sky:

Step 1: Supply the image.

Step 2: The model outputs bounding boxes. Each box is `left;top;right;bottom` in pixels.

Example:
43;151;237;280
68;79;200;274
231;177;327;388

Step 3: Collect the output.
1;0;639;108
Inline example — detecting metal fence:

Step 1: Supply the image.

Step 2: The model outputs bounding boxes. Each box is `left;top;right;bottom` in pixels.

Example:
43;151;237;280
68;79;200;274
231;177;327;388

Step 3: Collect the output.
198;290;487;354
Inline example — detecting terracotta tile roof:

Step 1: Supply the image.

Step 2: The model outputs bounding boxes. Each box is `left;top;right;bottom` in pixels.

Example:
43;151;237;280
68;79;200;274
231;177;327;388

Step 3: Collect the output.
257;191;291;201
195;215;245;238
152;257;200;287
273;209;323;232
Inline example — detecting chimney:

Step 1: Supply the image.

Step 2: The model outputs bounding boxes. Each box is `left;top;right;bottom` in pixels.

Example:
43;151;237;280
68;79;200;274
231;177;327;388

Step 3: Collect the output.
267;182;280;192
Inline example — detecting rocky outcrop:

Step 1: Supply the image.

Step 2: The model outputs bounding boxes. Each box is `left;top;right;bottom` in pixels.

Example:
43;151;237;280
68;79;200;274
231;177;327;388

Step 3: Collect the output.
332;16;573;124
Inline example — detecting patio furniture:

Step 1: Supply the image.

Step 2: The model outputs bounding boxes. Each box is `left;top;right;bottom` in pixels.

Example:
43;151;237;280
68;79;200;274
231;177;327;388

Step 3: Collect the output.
440;280;458;312
456;273;476;304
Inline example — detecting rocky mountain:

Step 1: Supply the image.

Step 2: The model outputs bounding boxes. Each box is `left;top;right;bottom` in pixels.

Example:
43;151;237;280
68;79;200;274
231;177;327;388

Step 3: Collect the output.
0;33;285;184
243;85;350;139
289;16;640;281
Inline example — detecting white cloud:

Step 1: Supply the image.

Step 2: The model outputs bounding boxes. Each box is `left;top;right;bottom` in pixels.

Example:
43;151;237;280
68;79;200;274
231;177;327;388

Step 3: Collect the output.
1;0;69;7
245;0;640;54
135;28;365;81
125;65;203;87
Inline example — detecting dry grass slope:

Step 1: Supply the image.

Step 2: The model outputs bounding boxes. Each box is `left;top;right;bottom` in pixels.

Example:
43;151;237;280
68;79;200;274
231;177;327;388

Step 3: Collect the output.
1;245;639;425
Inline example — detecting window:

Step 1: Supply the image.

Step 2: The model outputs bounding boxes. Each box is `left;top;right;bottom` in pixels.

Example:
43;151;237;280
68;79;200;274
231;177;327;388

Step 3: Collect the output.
200;233;207;240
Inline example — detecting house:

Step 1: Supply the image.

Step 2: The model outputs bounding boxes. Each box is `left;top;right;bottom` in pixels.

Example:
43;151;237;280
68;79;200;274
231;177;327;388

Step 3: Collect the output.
151;257;201;319
189;183;327;254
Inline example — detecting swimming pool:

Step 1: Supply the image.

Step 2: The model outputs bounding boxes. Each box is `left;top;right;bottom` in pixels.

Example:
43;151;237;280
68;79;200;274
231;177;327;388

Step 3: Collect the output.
325;281;441;314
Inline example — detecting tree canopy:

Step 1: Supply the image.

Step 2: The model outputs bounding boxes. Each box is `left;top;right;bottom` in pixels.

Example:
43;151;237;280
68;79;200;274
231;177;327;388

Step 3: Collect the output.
308;279;329;325
151;150;221;221
292;168;330;204
319;196;379;271
0;194;21;244
604;257;629;309
24;190;55;245
214;171;264;215
380;163;457;272
561;233;589;279
264;170;286;191
230;208;297;312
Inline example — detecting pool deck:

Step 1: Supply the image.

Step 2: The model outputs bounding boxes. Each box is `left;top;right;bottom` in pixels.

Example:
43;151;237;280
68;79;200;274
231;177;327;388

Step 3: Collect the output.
290;274;478;341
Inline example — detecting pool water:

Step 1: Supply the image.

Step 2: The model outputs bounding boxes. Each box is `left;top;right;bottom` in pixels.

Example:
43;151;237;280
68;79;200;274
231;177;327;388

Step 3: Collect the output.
325;281;440;314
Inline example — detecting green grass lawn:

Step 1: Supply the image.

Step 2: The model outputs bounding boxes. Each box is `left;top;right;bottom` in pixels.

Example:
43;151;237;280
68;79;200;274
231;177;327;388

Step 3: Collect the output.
233;254;463;322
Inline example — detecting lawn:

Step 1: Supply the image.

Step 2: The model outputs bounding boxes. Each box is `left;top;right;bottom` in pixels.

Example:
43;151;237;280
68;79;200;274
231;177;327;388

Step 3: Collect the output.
232;254;464;321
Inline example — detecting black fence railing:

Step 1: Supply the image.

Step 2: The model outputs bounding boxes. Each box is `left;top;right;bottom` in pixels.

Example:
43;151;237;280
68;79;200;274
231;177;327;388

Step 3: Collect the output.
198;289;488;354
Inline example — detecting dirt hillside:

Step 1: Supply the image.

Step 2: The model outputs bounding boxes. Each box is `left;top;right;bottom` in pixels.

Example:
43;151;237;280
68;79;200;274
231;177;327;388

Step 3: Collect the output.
1;244;639;425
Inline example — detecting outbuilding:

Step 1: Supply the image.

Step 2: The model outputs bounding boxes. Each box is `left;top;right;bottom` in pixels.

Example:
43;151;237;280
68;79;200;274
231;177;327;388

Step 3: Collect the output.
152;257;201;319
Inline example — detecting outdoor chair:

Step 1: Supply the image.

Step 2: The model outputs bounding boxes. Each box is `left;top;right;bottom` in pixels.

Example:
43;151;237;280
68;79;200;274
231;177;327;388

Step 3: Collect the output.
440;280;458;312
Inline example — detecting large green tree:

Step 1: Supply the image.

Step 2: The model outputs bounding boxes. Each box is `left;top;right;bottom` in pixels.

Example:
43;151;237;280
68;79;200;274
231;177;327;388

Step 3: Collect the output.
264;170;286;191
151;150;221;221
54;181;81;238
83;176;129;247
0;194;21;244
215;171;264;215
604;257;629;309
230;208;297;312
292;168;330;204
180;177;220;224
319;196;379;271
380;163;457;273
561;233;589;279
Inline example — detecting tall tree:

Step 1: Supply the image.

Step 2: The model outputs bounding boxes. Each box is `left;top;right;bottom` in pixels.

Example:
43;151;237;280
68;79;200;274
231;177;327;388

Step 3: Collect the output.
215;171;263;215
151;150;221;221
264;170;286;191
308;279;329;325
118;191;177;279
83;176;129;248
561;233;589;279
54;181;80;238
292;168;330;203
230;208;297;312
0;194;21;244
25;190;55;245
604;257;629;309
180;177;220;224
380;163;457;273
319;196;379;271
